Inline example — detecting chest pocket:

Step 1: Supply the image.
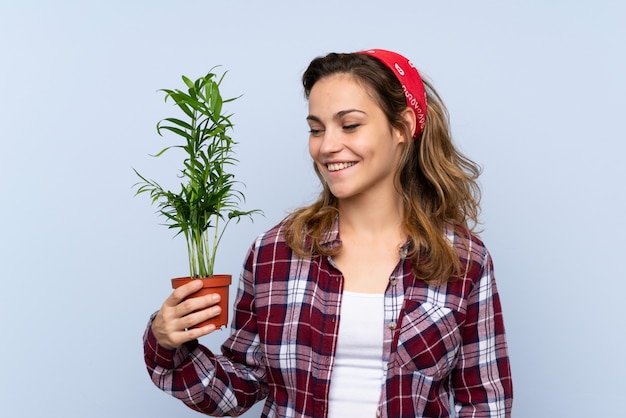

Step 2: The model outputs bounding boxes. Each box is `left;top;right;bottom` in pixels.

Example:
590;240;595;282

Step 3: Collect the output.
393;299;462;380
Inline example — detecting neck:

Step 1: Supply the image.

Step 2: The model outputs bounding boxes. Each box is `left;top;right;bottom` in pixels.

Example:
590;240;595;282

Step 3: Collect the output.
337;192;405;239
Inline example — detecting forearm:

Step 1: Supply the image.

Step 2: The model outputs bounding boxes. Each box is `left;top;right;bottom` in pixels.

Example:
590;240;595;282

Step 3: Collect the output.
143;319;265;416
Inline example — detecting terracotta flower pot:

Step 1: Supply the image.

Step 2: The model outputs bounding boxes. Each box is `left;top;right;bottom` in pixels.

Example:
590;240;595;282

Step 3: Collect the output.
171;274;232;329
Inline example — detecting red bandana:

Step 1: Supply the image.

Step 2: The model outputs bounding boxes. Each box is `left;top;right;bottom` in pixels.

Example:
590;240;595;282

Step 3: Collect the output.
357;49;427;138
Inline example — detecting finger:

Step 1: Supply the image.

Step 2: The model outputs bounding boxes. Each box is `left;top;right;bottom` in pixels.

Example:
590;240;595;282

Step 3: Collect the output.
165;279;204;307
152;304;221;349
179;302;222;330
175;293;221;318
185;323;218;339
165;322;218;348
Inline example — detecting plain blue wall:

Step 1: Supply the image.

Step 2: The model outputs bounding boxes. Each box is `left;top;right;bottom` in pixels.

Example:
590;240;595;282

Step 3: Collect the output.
1;1;624;417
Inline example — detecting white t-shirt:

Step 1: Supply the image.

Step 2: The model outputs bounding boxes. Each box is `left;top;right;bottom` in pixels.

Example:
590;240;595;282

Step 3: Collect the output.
327;291;385;417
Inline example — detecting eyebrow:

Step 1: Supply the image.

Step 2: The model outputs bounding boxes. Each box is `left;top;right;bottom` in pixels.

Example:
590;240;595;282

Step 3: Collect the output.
306;109;366;123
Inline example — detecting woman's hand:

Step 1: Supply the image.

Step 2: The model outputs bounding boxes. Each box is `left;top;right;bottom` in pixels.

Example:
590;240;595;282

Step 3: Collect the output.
151;279;222;349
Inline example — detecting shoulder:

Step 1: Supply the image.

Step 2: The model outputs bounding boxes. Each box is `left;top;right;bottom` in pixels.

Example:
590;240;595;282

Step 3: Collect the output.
245;218;293;264
445;223;488;258
243;217;318;285
252;218;290;248
444;223;492;277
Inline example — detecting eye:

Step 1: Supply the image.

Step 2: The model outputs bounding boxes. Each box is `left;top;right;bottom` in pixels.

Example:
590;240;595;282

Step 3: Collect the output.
342;123;360;132
308;127;325;136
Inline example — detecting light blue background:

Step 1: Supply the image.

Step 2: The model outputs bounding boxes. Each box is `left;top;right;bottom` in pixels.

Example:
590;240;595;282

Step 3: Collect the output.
1;1;624;417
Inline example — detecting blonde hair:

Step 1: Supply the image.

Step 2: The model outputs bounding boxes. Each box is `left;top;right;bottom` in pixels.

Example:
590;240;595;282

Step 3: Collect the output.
285;53;481;284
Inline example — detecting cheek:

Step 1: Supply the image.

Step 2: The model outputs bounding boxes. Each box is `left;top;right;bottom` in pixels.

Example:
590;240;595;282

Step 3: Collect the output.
308;138;318;159
308;140;327;175
313;162;326;182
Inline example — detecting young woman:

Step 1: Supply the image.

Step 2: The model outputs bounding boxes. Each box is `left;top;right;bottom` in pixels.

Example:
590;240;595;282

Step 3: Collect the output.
144;49;513;417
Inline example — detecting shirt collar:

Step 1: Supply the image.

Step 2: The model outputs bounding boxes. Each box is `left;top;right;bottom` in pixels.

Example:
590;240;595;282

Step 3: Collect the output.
319;215;341;249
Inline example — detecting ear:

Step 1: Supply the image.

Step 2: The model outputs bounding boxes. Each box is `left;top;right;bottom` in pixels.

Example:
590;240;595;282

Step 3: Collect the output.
394;107;417;144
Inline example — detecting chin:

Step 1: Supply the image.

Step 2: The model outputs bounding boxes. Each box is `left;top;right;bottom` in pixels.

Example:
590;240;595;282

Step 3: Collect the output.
328;187;357;201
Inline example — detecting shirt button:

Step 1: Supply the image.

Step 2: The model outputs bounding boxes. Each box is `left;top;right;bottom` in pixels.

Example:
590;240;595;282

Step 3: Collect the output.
376;410;381;417
388;322;397;330
390;278;397;286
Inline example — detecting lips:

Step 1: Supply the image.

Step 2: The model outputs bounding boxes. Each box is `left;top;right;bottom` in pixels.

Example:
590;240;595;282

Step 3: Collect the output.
327;162;356;172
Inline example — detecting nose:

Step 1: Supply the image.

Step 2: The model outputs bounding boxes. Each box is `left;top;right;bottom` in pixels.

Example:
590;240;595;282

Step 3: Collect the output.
317;127;342;155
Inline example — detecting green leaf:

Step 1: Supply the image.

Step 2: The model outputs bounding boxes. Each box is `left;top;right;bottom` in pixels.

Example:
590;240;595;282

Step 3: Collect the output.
134;68;263;279
157;125;194;141
182;75;195;90
162;117;193;131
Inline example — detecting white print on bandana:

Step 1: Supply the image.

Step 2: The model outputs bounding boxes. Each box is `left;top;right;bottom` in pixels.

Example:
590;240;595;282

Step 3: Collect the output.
394;63;405;76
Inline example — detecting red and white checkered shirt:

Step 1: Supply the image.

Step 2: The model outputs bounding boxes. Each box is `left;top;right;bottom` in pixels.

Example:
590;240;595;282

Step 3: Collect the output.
144;219;513;417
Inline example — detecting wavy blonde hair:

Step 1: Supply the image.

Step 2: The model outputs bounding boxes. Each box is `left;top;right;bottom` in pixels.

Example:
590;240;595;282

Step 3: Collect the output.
284;53;481;284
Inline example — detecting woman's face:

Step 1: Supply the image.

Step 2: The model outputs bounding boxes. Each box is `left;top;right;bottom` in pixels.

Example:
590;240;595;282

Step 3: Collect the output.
307;74;407;202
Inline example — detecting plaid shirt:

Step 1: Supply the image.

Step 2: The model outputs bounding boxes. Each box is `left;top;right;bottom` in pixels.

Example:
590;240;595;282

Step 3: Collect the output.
144;219;513;417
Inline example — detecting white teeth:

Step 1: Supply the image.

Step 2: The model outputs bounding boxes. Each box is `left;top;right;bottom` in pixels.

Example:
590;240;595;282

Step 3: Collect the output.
327;162;356;172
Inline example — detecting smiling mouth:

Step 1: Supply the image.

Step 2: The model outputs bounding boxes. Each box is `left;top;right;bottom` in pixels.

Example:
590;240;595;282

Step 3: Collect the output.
327;162;356;172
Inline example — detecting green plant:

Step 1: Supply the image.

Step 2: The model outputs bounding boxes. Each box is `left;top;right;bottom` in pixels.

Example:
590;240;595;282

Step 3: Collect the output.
134;69;261;278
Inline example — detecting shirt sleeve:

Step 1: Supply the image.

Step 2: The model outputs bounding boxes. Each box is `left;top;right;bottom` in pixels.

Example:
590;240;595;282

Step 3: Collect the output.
450;250;514;417
143;247;268;416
